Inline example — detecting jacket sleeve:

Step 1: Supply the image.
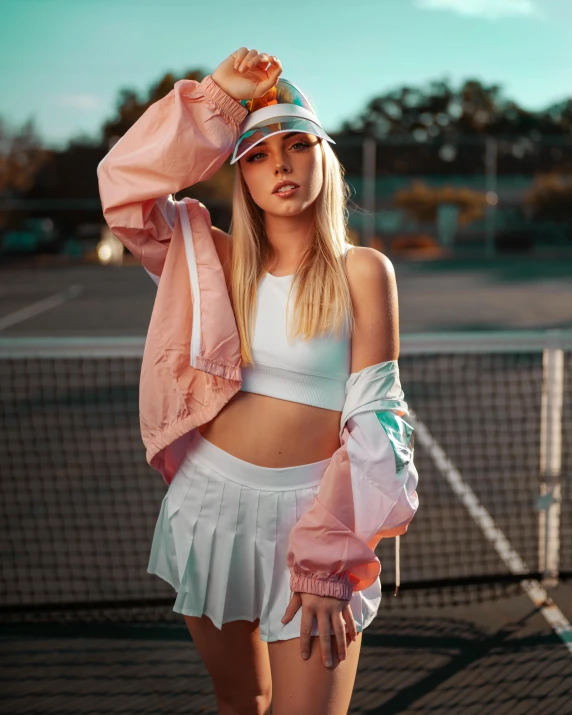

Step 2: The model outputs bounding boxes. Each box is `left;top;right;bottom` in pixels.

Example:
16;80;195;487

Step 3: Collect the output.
286;360;419;600
97;75;248;282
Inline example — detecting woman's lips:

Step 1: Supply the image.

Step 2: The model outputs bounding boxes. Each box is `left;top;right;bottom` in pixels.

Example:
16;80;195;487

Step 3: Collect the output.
273;186;299;198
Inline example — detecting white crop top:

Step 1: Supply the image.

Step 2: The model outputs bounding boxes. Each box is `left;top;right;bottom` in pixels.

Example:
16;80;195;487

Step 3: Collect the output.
239;243;353;411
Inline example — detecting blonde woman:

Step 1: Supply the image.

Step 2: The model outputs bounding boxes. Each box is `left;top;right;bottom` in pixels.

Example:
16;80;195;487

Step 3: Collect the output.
98;46;419;715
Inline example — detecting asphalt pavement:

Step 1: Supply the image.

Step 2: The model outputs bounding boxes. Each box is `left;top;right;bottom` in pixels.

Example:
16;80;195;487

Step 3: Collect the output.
1;256;571;714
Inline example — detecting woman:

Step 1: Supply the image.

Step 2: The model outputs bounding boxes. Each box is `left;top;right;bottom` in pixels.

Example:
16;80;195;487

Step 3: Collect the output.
98;47;418;715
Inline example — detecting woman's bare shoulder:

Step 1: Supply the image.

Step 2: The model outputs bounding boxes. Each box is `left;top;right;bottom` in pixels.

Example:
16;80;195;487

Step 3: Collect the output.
345;245;399;365
345;245;395;292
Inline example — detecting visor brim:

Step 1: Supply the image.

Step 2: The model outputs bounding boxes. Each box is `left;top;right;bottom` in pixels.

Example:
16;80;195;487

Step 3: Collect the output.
230;117;335;165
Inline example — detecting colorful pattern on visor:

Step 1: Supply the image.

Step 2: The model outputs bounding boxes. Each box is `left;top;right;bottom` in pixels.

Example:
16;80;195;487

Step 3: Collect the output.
230;78;335;165
239;78;317;114
230;116;333;164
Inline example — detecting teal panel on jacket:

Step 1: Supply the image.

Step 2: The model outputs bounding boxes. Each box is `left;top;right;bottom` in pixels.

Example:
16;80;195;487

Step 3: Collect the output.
375;411;414;472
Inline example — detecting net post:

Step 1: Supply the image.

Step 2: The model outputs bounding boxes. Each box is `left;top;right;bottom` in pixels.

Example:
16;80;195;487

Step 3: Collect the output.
484;136;498;259
537;330;564;589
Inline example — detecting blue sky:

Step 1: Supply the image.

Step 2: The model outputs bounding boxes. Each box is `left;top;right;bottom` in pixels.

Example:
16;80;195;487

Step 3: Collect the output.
1;0;570;148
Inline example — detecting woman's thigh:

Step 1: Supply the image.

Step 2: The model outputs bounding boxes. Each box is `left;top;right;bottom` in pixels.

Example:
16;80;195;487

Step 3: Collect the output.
184;615;272;715
268;632;362;715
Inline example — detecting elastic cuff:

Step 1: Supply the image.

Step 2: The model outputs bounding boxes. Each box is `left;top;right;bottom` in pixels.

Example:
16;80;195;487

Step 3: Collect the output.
200;75;249;126
290;573;353;601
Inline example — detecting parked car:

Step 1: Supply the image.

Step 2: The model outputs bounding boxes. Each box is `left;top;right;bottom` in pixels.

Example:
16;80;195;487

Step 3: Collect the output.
0;218;59;256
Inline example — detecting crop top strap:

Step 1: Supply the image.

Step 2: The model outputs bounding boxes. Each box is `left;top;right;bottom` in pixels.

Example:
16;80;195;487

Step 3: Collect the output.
343;241;353;261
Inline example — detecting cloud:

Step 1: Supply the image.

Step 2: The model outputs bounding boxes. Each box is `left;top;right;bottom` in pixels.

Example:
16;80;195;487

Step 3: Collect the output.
57;94;103;111
415;0;543;20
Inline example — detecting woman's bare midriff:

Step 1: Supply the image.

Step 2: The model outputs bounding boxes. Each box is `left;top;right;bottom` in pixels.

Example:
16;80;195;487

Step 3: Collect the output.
197;390;341;468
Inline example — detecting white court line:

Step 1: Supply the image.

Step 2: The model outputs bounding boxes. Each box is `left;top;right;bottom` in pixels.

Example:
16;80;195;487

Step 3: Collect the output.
0;285;83;332
410;413;572;656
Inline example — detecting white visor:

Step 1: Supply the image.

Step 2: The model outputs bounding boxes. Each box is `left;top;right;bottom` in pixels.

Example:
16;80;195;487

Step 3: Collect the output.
230;115;335;165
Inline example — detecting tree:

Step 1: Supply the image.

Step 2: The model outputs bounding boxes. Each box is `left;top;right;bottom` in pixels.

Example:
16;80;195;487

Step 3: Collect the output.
0;117;52;229
393;181;487;226
338;78;572;140
0;117;51;196
102;70;206;141
523;173;572;221
101;69;236;217
333;79;572;176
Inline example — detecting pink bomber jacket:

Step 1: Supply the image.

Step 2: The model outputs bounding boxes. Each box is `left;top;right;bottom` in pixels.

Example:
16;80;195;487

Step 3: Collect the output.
97;74;419;601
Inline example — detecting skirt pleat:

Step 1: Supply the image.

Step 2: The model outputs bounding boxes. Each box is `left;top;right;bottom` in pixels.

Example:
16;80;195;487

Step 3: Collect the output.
182;473;227;616
256;491;279;642
263;489;295;640
223;486;260;622
147;431;382;642
147;494;178;588
170;463;208;583
202;477;241;621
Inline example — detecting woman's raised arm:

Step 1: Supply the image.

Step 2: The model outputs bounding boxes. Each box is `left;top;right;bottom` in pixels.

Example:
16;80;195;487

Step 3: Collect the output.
97;48;281;280
96;73;248;279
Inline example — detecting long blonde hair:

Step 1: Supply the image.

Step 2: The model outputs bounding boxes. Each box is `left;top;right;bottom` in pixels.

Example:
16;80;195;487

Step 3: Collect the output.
229;139;355;367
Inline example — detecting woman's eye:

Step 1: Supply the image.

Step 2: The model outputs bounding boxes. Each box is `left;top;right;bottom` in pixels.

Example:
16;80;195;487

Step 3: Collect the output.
245;141;310;163
246;152;265;162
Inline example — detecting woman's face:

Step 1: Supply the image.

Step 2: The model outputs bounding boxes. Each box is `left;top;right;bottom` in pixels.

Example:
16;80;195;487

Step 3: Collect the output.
238;131;324;216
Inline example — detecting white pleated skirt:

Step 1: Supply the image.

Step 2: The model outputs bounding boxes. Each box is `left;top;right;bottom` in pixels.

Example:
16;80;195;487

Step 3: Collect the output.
147;429;382;642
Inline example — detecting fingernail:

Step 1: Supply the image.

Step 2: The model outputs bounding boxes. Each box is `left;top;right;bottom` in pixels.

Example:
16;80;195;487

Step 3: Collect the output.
325;659;333;667
302;652;309;660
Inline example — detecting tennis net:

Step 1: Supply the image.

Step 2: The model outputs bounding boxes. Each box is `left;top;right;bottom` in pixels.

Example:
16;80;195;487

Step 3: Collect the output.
1;331;570;622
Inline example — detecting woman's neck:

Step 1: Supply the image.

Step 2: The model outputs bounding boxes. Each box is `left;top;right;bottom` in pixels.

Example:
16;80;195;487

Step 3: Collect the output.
263;208;315;272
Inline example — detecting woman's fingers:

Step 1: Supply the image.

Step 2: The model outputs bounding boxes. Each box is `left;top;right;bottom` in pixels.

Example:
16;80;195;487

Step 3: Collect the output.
296;597;355;668
281;592;302;625
342;604;358;643
231;47;249;68
317;610;334;667
213;49;281;101
237;48;259;72
255;56;282;96
253;52;270;69
237;50;279;75
299;606;314;662
226;48;283;98
228;48;281;78
333;613;348;662
266;55;282;79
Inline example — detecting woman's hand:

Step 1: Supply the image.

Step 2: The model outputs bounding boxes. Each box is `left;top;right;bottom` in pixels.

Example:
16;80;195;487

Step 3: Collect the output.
281;591;358;668
212;47;282;102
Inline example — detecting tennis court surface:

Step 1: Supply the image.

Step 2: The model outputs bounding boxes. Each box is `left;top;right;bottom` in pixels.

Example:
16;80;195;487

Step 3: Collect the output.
1;261;571;714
